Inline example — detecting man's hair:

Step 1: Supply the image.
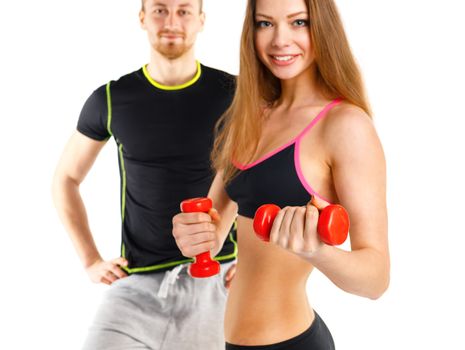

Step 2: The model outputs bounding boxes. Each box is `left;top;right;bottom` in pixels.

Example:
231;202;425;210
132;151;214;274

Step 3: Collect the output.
141;0;203;13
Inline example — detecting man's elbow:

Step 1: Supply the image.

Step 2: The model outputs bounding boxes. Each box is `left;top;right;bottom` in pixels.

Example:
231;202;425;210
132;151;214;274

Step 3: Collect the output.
51;172;79;204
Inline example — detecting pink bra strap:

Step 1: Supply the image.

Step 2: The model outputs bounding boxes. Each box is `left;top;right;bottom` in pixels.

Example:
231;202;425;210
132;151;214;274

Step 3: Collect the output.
295;98;343;142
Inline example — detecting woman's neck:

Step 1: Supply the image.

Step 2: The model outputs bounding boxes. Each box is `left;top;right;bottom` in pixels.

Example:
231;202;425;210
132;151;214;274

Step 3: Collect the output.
278;64;323;109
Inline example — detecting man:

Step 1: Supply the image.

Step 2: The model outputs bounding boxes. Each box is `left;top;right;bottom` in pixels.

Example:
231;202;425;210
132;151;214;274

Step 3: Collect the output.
52;0;238;349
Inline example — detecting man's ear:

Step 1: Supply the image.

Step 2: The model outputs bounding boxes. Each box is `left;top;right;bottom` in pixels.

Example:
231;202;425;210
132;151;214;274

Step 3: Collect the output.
199;12;206;32
139;10;146;29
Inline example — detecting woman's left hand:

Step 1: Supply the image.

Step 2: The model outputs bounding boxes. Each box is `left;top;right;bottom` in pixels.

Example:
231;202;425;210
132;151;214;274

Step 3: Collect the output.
269;196;330;259
224;263;236;289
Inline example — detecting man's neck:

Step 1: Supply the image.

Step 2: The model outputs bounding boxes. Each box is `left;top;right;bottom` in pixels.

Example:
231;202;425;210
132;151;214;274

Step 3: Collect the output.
146;50;198;87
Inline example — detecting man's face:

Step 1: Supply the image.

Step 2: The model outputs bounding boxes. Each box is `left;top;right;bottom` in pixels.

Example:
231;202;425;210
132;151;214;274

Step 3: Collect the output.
140;0;205;59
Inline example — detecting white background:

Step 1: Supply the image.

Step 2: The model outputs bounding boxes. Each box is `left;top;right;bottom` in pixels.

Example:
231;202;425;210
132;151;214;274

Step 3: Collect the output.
1;0;464;349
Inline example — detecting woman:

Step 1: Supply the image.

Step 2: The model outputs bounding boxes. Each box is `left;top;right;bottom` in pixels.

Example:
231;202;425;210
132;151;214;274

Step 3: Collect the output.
172;0;390;348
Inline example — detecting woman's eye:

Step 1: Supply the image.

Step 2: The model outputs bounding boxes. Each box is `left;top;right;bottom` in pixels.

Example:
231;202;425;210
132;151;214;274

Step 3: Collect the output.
293;19;309;27
256;21;272;28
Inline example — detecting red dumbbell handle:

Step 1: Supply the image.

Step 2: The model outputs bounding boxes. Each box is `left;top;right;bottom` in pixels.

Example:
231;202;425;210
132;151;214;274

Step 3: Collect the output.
180;197;220;278
253;203;349;246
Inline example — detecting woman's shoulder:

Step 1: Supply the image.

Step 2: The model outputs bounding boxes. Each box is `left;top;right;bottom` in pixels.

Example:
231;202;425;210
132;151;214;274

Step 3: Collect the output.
322;101;375;138
320;100;381;155
327;100;371;125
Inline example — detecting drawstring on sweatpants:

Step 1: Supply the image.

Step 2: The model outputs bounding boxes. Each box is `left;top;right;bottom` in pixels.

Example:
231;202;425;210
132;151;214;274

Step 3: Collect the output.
157;264;185;298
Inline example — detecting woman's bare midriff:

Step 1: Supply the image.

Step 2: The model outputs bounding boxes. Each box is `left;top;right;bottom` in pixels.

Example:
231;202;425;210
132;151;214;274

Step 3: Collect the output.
225;216;316;346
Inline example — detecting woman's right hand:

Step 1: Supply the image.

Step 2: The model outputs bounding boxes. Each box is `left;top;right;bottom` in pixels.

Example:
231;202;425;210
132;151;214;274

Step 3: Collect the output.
172;209;221;258
85;257;128;285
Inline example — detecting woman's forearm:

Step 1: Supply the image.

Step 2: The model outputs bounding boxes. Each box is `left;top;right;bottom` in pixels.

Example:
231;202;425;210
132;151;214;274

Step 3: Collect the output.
211;200;238;258
310;244;390;299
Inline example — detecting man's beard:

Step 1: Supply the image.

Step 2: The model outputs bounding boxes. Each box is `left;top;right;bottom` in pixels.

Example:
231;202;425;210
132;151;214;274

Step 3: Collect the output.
155;31;192;59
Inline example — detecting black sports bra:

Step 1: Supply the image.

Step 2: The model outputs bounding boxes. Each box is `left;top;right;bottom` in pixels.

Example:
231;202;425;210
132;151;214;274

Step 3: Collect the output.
225;99;342;218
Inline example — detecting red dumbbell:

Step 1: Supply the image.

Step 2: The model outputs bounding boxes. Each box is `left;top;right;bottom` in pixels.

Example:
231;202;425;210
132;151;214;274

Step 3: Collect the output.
253;201;350;246
180;197;220;278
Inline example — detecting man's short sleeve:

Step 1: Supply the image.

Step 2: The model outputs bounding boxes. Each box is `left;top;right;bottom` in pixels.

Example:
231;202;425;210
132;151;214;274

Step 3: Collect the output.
77;84;111;141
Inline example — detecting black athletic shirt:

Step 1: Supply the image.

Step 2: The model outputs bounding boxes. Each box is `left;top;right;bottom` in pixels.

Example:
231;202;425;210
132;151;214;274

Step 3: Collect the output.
77;62;237;273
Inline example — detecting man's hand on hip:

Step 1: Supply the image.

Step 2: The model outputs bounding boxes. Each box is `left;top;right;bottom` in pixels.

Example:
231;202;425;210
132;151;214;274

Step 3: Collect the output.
86;257;128;285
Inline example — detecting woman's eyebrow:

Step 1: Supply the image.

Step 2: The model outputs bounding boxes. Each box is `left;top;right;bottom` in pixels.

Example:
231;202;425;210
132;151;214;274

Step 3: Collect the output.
255;13;273;19
255;11;307;19
287;11;307;18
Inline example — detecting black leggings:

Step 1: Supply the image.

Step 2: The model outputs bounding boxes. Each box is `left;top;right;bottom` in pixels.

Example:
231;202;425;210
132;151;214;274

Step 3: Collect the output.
225;312;335;350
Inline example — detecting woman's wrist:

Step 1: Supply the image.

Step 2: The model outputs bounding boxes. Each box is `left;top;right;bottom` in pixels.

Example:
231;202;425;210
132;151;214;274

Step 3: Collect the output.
306;243;334;266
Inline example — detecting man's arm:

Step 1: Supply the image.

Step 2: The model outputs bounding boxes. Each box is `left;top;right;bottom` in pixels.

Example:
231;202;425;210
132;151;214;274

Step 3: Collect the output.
52;131;127;285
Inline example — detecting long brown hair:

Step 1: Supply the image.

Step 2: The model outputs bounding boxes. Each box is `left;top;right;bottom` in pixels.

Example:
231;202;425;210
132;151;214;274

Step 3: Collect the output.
212;0;371;184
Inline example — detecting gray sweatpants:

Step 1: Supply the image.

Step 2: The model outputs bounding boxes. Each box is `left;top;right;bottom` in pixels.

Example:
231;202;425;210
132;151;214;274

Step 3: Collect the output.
82;261;234;350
